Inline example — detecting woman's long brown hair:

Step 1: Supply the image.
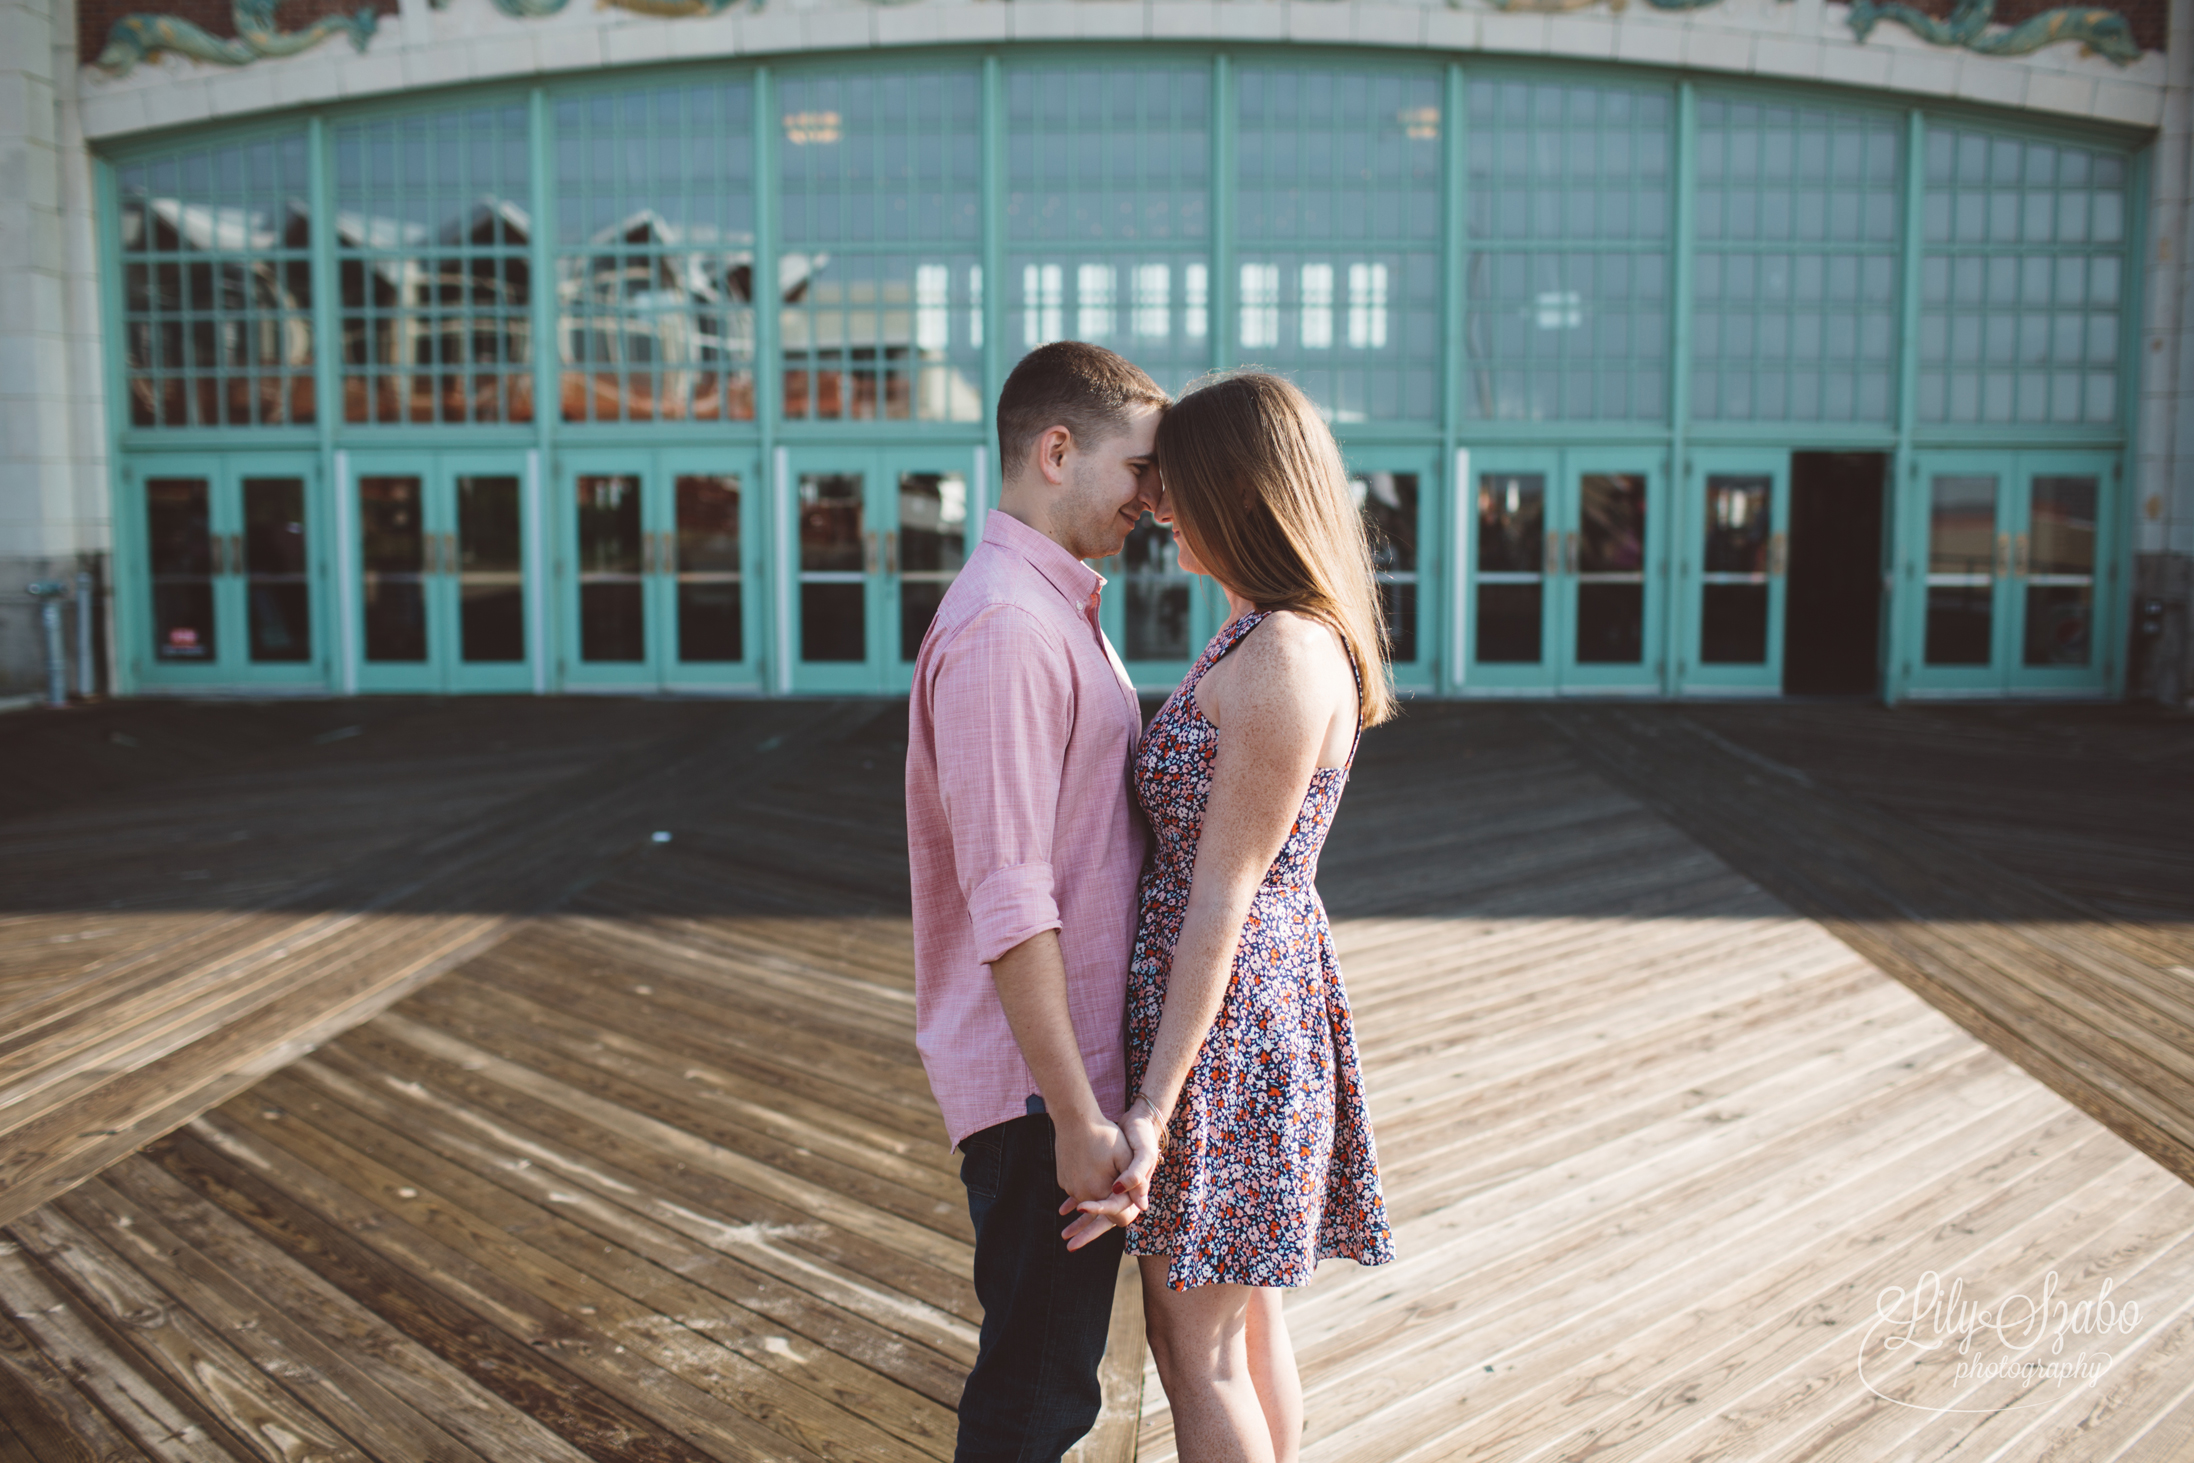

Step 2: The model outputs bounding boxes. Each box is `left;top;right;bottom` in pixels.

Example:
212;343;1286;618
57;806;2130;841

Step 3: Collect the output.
1154;371;1398;727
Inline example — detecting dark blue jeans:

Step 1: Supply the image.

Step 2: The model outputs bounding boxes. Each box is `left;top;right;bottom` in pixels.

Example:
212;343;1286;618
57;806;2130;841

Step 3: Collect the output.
955;1112;1126;1463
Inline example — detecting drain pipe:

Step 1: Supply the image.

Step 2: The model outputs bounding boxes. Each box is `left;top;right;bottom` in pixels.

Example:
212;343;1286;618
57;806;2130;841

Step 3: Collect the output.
26;581;69;707
75;571;95;697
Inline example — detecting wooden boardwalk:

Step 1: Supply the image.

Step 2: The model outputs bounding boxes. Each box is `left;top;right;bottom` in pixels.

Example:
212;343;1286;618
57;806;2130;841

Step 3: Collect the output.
0;696;2190;1462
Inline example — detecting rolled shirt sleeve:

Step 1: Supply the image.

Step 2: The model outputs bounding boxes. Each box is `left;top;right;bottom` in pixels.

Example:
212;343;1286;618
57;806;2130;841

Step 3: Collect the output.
930;605;1076;967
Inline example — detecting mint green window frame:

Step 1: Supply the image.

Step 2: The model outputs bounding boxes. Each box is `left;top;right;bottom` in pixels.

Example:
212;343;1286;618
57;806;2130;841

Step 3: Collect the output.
1001;56;1217;402
1690;97;1903;424
1917;127;2129;427
332;101;537;428
553;80;760;428
1234;60;1443;424
94;55;2148;704
775;65;986;426
114;130;318;429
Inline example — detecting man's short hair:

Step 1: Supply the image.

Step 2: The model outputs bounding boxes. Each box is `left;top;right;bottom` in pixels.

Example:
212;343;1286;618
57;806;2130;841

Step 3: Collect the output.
996;342;1171;479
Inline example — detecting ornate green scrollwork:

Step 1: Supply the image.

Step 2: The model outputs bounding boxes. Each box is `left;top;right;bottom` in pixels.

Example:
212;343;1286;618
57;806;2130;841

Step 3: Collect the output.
95;0;379;76
463;0;761;14
1481;0;1724;11
1847;0;2140;64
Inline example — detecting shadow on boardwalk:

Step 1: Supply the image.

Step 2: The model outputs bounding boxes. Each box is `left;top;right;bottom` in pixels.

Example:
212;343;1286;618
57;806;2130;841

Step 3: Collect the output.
1;695;2190;1462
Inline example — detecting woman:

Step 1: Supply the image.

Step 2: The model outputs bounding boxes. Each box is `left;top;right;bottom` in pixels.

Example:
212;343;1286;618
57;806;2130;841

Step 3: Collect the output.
1065;371;1396;1462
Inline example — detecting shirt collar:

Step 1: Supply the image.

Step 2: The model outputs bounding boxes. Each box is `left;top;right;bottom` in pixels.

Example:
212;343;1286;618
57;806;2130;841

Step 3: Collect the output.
982;509;1106;616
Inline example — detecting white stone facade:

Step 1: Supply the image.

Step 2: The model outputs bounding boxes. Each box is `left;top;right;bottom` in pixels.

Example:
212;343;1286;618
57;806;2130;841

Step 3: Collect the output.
4;0;2191;699
1;0;106;701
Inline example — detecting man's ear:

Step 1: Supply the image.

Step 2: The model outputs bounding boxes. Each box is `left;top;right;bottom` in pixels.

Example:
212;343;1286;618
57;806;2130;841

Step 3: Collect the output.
1036;425;1074;487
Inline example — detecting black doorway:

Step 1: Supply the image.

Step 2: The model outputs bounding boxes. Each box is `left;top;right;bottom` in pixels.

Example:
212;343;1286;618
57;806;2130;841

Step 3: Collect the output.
1784;452;1886;696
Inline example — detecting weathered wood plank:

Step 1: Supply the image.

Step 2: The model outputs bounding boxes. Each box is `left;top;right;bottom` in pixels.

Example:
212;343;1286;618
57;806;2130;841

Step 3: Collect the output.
0;1279;156;1463
5;698;2192;1463
142;1131;712;1463
7;1208;363;1463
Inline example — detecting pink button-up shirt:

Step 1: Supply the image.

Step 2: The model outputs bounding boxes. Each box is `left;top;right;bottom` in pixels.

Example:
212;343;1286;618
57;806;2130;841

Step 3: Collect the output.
907;509;1148;1150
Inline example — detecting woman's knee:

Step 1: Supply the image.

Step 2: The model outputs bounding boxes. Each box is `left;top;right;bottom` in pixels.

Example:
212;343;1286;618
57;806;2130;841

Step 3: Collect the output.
1142;1268;1253;1386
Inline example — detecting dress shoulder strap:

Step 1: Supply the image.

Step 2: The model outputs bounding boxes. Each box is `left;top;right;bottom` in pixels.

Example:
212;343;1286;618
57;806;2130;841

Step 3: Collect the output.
1189;609;1271;686
1341;634;1365;769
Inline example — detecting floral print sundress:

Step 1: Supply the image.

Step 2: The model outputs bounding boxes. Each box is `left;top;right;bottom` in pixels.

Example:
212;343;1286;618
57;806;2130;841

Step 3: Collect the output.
1124;610;1396;1291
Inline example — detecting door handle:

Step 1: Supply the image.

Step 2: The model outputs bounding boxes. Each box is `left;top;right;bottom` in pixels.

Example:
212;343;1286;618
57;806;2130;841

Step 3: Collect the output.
1768;533;1788;578
1542;534;1560;577
1565;531;1579;576
885;530;898;577
660;531;678;576
2013;532;2029;579
644;532;660;576
1995;532;2011;578
864;530;880;575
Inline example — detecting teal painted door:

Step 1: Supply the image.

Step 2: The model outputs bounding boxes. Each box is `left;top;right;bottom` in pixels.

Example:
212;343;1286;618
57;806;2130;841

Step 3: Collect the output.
782;446;979;694
886;450;978;693
1462;448;1665;693
562;450;760;691
1095;514;1226;695
352;453;535;694
1677;452;1788;695
1906;451;2116;697
2006;452;2116;694
126;454;326;690
1462;450;1558;691
1559;449;1664;693
1343;445;1440;693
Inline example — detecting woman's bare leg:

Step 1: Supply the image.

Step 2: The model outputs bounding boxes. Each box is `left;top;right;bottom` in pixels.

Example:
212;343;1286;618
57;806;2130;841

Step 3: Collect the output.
1243;1287;1302;1463
1140;1255;1275;1463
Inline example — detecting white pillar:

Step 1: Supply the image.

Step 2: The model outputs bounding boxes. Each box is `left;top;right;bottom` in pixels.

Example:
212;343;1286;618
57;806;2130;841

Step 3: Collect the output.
0;0;106;700
2135;0;2194;702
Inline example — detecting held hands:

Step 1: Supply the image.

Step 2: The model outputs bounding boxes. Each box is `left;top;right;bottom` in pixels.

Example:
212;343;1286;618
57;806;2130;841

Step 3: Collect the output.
1059;1093;1168;1251
1052;1111;1132;1249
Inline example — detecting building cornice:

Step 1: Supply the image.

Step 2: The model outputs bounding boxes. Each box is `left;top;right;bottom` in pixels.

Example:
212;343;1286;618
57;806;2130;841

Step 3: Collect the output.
74;0;2170;143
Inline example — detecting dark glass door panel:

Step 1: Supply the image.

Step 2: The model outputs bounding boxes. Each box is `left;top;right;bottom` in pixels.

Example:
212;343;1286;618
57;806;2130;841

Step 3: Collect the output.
1925;474;1996;666
1700;585;1768;664
676;474;742;663
241;477;310;662
898;471;967;662
1700;473;1770;665
147;476;216;661
1356;472;1418;663
359;475;427;662
1122;515;1190;662
2023;474;2096;667
799;473;866;662
801;584;866;661
1703;475;1770;572
800;473;865;573
458;475;524;663
577;473;645;662
1476;472;1542;663
1576;472;1645;665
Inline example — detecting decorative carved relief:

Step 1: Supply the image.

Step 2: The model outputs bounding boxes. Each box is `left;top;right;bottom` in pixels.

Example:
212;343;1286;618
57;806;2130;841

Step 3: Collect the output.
95;0;378;75
431;0;760;14
1847;0;2141;63
1483;0;1722;12
90;0;2154;79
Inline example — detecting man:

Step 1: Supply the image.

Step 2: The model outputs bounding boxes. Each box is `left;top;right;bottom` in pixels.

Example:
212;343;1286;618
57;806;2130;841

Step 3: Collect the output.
906;341;1170;1462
